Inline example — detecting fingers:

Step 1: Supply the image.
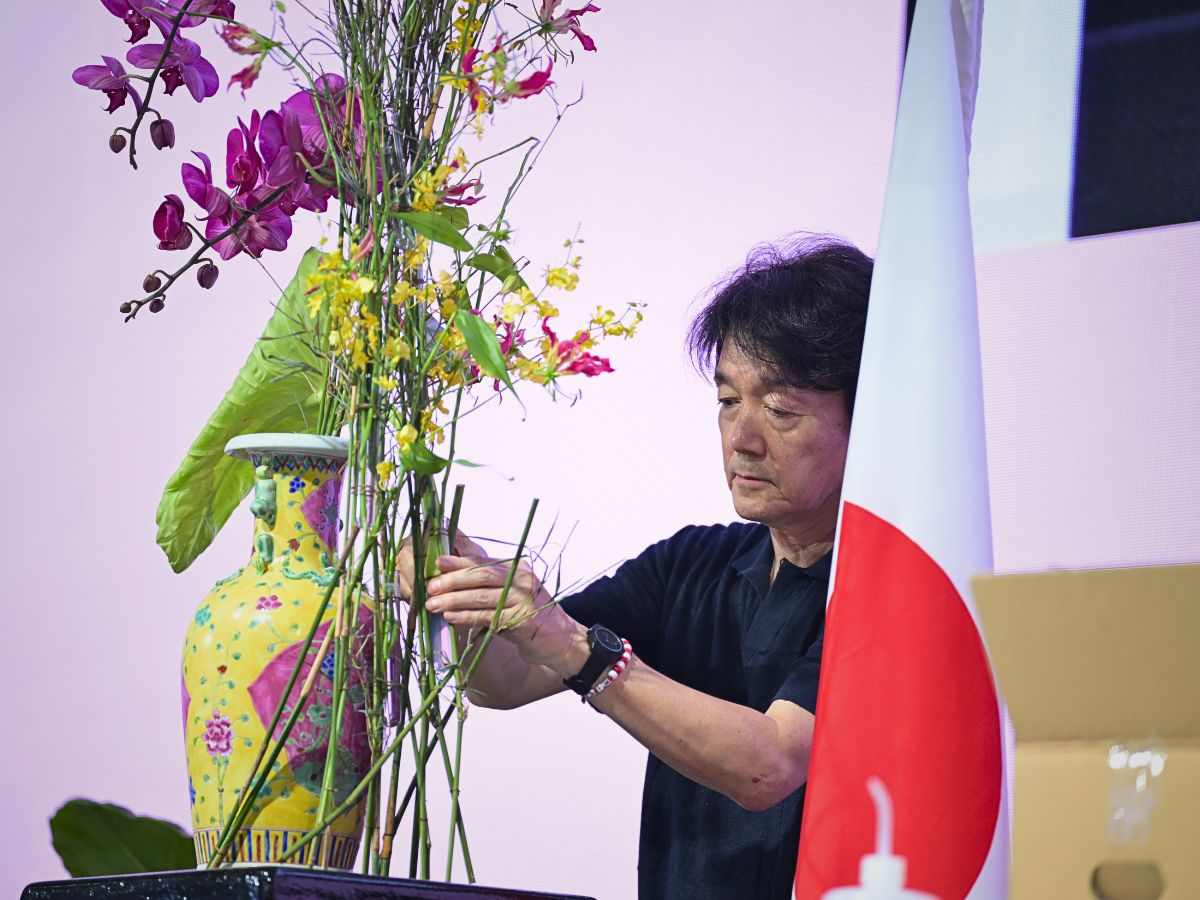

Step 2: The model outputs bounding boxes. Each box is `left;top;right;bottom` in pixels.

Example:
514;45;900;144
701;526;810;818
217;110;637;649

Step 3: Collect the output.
395;538;416;598
429;558;538;596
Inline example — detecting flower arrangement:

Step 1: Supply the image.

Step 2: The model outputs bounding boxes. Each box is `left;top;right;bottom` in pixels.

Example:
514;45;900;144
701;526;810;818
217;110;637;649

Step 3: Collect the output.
71;0;642;882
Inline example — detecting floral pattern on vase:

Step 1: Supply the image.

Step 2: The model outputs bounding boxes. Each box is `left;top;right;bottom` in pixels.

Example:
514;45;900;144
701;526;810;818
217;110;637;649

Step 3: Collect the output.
181;436;371;868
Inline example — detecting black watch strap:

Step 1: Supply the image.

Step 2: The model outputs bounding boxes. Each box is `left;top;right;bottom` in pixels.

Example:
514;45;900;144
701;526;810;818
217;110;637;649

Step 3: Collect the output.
563;624;625;695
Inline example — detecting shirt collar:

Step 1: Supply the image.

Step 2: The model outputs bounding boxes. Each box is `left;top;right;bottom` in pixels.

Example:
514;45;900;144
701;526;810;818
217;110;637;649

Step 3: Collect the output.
732;528;833;597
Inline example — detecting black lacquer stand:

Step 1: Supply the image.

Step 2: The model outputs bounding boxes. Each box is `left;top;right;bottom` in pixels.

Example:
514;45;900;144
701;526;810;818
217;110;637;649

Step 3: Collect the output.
21;868;595;900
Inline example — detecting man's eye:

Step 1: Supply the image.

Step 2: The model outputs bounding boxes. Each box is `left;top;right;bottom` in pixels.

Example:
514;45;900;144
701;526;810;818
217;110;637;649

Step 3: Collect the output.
765;406;794;418
717;397;737;408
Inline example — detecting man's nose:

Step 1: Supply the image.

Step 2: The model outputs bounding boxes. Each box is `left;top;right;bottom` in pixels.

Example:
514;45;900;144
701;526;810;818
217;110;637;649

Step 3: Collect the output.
730;409;766;456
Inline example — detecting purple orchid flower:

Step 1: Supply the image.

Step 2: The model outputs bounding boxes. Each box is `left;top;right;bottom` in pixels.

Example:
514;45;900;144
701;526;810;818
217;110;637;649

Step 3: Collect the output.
279;74;367;160
205;186;292;260
72;55;142;113
99;0;165;43
181;151;232;220
127;35;218;102
226;111;263;195
257;108;332;214
153;194;193;250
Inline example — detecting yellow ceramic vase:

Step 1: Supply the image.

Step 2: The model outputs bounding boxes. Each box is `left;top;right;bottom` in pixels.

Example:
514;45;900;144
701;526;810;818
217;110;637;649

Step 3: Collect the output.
182;434;372;868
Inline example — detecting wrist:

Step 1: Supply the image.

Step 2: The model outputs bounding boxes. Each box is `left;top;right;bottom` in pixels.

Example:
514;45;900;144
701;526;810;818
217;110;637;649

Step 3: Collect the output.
548;618;591;680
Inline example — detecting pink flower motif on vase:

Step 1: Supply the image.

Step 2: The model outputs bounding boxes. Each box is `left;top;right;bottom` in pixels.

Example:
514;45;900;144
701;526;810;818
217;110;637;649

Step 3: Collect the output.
301;477;342;549
256;594;282;610
204;710;235;756
181;673;191;738
246;612;373;781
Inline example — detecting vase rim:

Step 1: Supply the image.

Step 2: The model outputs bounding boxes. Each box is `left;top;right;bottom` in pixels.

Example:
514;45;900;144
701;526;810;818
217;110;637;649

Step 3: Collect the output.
225;433;349;461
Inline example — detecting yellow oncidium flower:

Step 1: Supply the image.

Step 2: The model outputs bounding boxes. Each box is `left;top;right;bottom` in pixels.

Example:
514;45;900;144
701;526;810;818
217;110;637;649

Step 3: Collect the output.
545;266;579;291
498;297;524;323
376;374;398;390
439;297;458;319
591;306;616;328
391;280;415;306
375;460;396;484
383;336;411;366
397;424;419;452
420;405;449;446
403;237;430;272
354;276;376;295
447;5;482;54
434;269;456;296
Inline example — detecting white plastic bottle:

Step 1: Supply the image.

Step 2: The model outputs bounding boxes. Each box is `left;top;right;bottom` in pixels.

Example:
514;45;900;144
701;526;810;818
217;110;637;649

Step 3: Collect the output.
819;777;940;900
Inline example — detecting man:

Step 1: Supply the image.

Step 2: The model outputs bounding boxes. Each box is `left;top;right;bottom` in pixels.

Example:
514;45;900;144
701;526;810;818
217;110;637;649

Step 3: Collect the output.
401;235;873;899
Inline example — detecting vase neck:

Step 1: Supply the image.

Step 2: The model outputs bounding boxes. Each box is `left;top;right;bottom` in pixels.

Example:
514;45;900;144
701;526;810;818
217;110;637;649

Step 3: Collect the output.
246;450;345;569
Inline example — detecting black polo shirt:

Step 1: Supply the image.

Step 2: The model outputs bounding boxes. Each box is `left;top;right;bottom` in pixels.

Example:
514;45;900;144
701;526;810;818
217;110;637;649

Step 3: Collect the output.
560;523;828;900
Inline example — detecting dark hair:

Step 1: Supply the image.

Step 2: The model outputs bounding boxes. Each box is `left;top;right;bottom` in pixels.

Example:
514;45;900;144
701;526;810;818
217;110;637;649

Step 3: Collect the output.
687;234;873;416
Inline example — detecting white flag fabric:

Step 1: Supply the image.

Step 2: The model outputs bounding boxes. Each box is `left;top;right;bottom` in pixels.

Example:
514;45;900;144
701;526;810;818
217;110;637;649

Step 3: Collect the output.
794;0;1010;897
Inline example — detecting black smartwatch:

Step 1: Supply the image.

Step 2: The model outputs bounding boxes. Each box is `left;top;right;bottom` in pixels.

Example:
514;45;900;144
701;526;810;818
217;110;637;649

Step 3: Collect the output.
563;624;626;696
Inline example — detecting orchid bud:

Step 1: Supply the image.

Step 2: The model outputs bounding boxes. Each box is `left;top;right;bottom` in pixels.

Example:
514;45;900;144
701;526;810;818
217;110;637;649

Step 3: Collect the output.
119;302;133;314
143;274;163;293
197;263;220;289
149;298;166;313
109;133;127;153
150;119;176;150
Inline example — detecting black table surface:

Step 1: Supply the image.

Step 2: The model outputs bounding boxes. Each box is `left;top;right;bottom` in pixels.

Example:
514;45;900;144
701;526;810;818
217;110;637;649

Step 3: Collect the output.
21;868;596;900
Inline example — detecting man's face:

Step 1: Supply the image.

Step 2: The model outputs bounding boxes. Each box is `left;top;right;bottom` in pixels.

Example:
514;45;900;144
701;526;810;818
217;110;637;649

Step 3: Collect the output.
716;345;851;539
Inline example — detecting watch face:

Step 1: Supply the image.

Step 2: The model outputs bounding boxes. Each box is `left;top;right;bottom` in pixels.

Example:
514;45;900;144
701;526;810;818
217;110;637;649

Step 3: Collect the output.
591;625;624;657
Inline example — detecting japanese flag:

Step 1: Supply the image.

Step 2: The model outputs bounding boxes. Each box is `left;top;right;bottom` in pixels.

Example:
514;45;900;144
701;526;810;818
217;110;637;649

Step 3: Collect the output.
793;1;1010;898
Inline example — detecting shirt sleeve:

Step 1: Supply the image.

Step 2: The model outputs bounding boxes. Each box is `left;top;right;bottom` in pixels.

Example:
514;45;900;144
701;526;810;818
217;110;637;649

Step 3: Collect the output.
558;530;690;671
770;630;824;715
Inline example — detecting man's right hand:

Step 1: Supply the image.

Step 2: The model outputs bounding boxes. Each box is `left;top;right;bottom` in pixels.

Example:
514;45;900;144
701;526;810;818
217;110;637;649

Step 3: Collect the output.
393;532;584;709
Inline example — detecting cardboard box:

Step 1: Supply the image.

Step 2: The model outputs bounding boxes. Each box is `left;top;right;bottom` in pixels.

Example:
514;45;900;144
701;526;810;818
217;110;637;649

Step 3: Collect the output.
972;564;1200;900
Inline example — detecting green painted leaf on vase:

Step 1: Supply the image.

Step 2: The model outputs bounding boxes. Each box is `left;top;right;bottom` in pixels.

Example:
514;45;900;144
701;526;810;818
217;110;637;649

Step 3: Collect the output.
395;211;473;252
455;310;515;392
50;799;196;877
155;248;326;573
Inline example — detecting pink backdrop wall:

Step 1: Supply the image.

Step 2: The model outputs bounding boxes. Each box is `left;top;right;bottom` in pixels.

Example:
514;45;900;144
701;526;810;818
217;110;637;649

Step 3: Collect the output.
0;4;901;896
6;2;1198;898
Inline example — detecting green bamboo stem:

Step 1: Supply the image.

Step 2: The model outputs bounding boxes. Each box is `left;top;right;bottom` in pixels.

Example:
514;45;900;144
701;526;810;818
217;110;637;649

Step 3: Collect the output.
278;666;458;864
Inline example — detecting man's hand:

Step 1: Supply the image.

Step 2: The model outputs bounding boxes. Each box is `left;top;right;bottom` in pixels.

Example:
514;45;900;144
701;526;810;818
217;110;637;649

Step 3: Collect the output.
425;551;585;676
394;534;586;708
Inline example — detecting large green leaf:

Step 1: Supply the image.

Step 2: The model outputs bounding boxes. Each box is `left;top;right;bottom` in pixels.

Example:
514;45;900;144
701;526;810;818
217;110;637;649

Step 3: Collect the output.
396;210;473;252
50;799;196;876
155;248;325;573
455;310;515;392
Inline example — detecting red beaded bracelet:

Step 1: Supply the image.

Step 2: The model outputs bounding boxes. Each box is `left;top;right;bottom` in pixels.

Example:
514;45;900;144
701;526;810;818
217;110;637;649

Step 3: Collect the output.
585;638;633;702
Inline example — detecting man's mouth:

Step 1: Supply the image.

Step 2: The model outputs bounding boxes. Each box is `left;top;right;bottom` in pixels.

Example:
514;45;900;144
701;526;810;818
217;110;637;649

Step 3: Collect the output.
733;472;771;484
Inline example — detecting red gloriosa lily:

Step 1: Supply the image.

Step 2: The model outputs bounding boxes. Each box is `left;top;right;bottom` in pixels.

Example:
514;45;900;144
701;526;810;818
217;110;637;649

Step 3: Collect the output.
536;1;601;52
504;60;554;100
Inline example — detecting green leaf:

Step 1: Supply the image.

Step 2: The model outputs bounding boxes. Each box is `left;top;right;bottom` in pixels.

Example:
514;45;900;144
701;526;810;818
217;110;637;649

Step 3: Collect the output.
465;252;526;290
396;211;473;252
155;248;325;573
400;443;449;476
50;799;196;877
434;205;470;231
455;311;515;392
